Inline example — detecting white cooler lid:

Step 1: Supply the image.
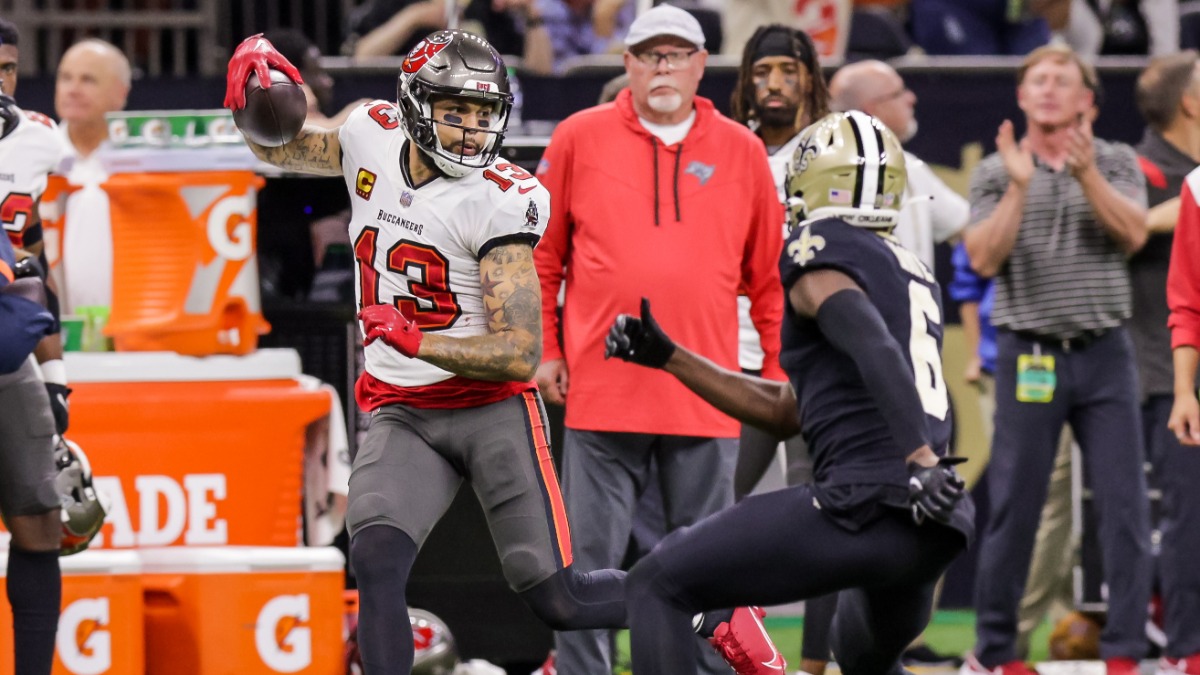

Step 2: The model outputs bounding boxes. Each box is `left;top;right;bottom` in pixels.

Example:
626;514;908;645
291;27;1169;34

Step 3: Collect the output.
138;546;345;574
65;348;303;383
0;549;142;576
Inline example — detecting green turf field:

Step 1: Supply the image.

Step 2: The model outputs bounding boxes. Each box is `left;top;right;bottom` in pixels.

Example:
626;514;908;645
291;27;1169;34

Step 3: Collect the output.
611;610;1056;673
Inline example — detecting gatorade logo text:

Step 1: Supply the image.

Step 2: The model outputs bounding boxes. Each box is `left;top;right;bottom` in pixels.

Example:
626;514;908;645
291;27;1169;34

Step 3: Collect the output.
207;192;255;261
91;473;228;548
256;595;312;673
57;598;111;675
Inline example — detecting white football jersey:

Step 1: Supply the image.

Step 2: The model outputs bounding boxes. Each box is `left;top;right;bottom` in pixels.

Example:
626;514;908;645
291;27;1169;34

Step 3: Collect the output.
338;101;550;388
0;107;68;249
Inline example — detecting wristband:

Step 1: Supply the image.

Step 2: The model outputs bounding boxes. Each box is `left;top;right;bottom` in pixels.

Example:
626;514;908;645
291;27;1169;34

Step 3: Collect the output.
41;358;68;385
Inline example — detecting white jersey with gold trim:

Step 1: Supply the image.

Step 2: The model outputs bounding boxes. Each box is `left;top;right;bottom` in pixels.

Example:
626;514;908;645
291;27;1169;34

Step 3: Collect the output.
0;107;68;249
338;100;550;387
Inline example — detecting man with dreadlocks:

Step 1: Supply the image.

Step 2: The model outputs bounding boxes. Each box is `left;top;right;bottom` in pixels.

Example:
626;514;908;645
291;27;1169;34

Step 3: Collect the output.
727;24;839;675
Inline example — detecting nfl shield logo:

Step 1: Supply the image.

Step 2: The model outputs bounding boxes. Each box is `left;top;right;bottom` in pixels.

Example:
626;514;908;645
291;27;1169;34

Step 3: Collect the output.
400;191;414;207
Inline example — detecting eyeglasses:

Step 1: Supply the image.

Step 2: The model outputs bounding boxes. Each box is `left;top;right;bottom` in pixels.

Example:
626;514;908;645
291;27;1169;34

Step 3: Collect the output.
633;49;697;70
0;63;16;76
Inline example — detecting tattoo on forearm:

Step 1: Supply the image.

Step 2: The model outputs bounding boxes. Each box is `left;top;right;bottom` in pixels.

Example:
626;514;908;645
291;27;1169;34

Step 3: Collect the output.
249;128;341;176
417;243;543;381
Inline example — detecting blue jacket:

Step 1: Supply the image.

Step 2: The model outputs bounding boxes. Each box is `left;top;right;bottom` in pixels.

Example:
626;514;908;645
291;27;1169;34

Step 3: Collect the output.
948;242;996;374
0;237;55;374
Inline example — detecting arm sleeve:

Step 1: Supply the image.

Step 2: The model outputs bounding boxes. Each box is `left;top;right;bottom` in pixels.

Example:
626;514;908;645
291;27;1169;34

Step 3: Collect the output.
533;128;574;363
1169;177;1200;349
742;144;787;381
816;288;931;455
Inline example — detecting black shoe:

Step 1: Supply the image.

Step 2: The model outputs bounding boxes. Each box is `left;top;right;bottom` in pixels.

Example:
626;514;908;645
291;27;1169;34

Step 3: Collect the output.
901;644;963;668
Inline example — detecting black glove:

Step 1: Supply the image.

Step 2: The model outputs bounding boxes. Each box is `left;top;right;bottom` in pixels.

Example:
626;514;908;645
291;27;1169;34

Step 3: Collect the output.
907;456;967;525
45;382;71;435
604;298;676;368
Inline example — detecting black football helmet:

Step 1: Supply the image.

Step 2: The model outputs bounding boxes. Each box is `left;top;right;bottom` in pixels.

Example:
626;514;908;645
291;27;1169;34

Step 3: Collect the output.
396;29;513;178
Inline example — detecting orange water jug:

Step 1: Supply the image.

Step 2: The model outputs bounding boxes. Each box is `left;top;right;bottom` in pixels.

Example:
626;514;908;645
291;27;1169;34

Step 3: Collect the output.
103;170;270;356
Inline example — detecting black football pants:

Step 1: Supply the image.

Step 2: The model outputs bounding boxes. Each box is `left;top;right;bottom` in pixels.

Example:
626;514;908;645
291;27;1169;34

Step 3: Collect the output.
626;483;967;675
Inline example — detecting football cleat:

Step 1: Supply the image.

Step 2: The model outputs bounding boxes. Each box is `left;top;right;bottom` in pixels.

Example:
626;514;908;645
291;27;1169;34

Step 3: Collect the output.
706;606;786;675
1106;658;1140;675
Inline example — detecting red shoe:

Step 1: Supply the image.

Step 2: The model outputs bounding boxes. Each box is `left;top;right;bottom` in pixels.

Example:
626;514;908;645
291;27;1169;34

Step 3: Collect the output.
1158;654;1200;675
958;653;1039;675
706;606;786;674
1108;658;1140;675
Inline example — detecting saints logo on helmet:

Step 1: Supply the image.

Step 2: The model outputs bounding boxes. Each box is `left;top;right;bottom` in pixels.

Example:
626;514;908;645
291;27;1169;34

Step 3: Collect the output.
55;437;107;556
785;111;907;232
396;29;513;178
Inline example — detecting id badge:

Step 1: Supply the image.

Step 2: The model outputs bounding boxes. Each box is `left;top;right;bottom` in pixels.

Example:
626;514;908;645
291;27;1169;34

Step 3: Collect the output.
1016;353;1056;403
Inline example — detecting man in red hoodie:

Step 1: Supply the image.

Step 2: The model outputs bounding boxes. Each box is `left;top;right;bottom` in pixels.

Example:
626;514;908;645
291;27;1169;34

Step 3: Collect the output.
534;5;785;674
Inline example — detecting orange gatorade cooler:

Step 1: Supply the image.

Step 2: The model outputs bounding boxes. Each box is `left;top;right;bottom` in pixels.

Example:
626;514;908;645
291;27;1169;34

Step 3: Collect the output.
140;546;345;675
0;550;144;675
102;170;270;356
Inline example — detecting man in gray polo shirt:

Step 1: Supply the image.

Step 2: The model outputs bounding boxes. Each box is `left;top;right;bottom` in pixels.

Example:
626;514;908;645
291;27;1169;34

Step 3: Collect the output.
960;44;1153;675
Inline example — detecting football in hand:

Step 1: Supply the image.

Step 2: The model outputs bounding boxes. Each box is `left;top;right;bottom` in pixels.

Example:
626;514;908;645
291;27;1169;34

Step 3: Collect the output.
232;69;306;147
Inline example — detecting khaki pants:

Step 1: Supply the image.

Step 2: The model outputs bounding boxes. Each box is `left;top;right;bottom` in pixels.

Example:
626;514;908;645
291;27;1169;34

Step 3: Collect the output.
977;374;1076;658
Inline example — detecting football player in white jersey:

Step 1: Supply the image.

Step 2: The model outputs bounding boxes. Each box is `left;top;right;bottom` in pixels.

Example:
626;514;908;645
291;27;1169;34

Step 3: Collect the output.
226;30;627;674
0;18;69;675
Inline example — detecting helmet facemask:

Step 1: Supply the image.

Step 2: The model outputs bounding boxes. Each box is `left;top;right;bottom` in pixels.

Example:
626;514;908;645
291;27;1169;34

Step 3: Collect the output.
396;30;514;178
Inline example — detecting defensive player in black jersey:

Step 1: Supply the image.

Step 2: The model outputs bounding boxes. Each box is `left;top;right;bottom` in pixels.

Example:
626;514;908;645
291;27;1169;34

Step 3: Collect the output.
606;111;974;675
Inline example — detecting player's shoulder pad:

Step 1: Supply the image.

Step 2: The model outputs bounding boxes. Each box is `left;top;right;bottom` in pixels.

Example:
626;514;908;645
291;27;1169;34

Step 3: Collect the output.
20;109;58;130
781;218;878;287
341;100;401;138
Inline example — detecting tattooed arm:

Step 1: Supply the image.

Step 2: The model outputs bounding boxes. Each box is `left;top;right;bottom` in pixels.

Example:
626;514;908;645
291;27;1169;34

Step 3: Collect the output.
244;124;342;176
416;241;542;382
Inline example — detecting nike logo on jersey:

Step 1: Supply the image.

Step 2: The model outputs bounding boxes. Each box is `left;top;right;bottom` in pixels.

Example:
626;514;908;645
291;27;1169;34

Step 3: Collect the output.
517;184;536;195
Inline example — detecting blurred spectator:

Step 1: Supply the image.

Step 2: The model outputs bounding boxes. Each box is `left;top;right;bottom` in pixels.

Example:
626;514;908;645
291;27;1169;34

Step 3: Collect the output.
54;39;130;315
1133;50;1200;669
830;59;967;271
1065;0;1179;56
960;43;1151;675
533;6;785;674
263;28;369;127
722;0;850;60
910;0;1052;55
345;0;599;75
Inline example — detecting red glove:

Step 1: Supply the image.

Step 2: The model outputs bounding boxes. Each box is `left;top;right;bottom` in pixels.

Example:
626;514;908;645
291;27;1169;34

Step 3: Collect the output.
224;34;304;111
360;304;423;357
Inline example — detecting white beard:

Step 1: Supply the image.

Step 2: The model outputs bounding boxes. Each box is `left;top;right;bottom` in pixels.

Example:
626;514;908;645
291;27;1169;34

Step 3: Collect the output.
648;92;683;114
902;118;918;143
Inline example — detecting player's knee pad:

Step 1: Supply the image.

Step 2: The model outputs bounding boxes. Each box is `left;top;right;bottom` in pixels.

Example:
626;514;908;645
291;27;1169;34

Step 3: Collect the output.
519;566;627;631
349;523;417;588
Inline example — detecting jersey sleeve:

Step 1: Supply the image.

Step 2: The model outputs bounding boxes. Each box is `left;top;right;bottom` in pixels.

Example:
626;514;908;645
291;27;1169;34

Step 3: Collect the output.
337;100;393;168
780;218;872;293
476;181;550;259
1169;174;1200;349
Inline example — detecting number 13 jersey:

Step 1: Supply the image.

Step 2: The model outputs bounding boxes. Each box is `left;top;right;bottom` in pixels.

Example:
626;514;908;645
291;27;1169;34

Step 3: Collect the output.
338;101;550;409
